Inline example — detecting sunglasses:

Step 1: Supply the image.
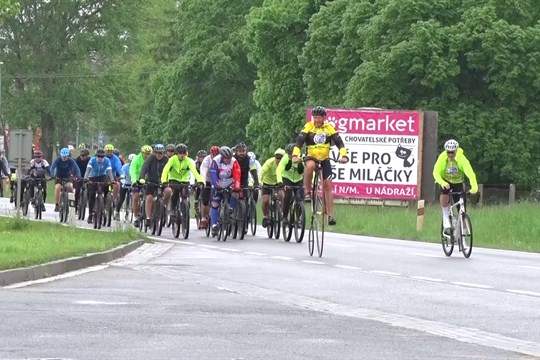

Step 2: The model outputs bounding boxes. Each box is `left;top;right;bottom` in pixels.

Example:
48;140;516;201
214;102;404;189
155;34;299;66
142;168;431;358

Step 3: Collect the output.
167;150;175;153
97;155;105;158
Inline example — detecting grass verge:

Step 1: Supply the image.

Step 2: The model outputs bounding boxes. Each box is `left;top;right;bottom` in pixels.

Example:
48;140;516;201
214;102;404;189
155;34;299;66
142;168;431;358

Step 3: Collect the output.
329;202;540;253
0;217;146;270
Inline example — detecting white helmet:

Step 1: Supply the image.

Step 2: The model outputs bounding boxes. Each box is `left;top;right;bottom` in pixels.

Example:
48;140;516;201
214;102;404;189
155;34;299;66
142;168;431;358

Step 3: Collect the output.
444;139;459;151
128;153;136;162
247;151;256;162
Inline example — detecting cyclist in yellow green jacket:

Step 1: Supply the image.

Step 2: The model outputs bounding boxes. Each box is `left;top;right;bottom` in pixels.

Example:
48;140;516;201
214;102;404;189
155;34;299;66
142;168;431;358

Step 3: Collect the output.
277;143;304;228
432;139;478;234
260;148;286;228
161;144;204;218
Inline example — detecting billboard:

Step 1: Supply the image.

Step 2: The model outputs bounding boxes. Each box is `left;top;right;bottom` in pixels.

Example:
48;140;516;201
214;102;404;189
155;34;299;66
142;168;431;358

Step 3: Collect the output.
306;108;423;200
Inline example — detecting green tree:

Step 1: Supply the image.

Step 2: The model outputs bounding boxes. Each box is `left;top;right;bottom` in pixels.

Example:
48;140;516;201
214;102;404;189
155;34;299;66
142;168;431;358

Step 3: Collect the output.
0;0;142;158
144;0;261;152
244;0;323;158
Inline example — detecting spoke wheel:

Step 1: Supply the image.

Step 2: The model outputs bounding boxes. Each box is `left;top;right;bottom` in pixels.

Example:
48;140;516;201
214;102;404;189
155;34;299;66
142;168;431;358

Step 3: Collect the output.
441;219;454;256
236;200;246;240
95;196;104;229
316;191;325;258
181;199;190;239
459;214;473;258
294;201;305;243
22;189;30;216
35;192;43;220
249;199;257;236
78;189;87;220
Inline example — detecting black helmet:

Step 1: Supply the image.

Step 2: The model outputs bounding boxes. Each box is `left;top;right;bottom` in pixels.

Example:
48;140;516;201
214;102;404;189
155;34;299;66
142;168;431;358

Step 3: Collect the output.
235;142;247;151
96;149;106;156
113;149;120;156
166;144;176;151
176;143;188;153
285;143;295;154
80;149;90;156
197;150;207;157
312;106;327;117
219;146;233;158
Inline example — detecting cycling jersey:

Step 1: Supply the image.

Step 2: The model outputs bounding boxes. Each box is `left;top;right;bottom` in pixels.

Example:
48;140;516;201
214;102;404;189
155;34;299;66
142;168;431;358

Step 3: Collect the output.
210;154;241;189
161;155;203;183
276;154;304;183
129;153;145;183
433;148;478;192
293;120;347;161
50;156;81;178
29;159;50;170
139;153;169;184
121;163;131;185
85;156;113;179
105;153;123;177
260;157;281;185
200;154;214;183
75;155;89;176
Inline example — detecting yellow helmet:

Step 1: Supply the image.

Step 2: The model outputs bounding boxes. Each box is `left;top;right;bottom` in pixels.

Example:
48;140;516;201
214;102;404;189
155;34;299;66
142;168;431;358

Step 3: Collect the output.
104;144;114;151
141;145;152;153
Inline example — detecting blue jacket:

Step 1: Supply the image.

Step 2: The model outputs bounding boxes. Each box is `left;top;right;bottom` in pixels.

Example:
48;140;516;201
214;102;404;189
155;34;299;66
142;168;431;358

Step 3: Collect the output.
50;156;81;178
86;156;112;178
106;153;123;177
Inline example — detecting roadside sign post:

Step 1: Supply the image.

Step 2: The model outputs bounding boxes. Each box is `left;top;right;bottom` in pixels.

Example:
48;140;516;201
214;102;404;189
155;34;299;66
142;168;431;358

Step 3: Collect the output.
8;130;33;217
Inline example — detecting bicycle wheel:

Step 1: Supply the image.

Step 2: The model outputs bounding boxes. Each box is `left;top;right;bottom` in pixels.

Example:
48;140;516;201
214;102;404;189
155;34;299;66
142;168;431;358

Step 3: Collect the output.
283;202;293;242
105;195;113;227
441;219;454;256
205;215;211;237
35;191;43;220
316;186;325;258
61;190;69;223
95;196;104;229
266;200;274;239
79;188;87;221
194;199;201;230
22;188;30;216
273;199;281;240
236;200;246;240
459;213;473;258
217;204;225;241
124;192;132;223
308;194;318;257
155;198;164;236
249;198;257;236
181;199;190;239
294;201;306;243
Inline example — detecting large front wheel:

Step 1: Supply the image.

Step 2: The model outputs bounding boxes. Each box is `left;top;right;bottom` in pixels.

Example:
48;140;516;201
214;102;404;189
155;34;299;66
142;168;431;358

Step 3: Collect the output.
459;214;473;258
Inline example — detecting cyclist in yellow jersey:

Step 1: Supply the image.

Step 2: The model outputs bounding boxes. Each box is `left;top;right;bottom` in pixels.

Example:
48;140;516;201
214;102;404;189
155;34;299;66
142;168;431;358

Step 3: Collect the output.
260;148;286;228
433;139;478;235
292;106;348;225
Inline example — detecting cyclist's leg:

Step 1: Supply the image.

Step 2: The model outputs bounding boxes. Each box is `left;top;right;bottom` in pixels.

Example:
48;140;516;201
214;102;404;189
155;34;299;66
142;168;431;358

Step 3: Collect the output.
116;185;127;213
74;180;81;211
303;159;316;200
54;180;62;211
145;183;156;223
171;183;180;213
261;185;271;227
200;184;211;228
132;186;141;218
282;179;294;221
87;178;99;222
163;184;173;210
440;180;452;231
210;189;222;234
320;160;336;225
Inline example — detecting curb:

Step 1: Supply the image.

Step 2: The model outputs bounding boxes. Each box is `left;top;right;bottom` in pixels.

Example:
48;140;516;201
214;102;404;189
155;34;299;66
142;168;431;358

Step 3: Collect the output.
0;240;146;287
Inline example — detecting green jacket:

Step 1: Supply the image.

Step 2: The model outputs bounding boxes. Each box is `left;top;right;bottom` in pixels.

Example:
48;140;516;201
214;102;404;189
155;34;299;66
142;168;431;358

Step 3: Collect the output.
433;148;478;192
276;154;304;183
161;155;202;183
129;153;145;182
260;157;279;185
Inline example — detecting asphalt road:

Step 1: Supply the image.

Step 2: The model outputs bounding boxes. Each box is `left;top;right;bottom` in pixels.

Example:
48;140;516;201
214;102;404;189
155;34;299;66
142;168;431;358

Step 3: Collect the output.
1;198;539;359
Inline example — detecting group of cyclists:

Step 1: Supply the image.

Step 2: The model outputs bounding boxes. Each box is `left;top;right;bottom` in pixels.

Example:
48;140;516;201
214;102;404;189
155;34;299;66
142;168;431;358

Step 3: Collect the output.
1;106;479;242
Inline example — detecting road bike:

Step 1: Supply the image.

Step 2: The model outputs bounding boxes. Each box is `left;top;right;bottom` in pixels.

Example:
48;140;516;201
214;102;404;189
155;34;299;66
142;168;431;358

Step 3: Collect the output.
441;191;473;258
57;177;74;223
282;185;305;243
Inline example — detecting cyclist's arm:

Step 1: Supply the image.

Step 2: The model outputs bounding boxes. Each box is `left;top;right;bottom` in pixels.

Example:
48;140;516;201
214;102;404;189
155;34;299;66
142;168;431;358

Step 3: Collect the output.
297;159;305;174
432;152;448;187
276;154;288;183
232;160;241;189
70;158;81;178
209;160;219;188
50;158;59;177
460;157;478;192
187;159;203;183
84;159;93;180
139;156;152;181
330;132;348;157
129;155;140;182
114;155;123;177
160;157;173;184
200;156;211;182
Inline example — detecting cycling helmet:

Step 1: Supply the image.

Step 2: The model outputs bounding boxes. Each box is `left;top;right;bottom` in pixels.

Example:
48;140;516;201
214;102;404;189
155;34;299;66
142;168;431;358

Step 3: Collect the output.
80;149;90;156
219;146;233;158
141;145;152;153
60;147;70;157
154;143;165;152
96;149;106;156
285;143;296;154
128;153;136;161
274;148;286;157
34;150;43;157
176;143;188;153
166;144;176;151
247;151;256;162
312;106;327;117
197;150;207;157
104;144;114;151
210;145;220;156
236;142;247;151
444;139;459;152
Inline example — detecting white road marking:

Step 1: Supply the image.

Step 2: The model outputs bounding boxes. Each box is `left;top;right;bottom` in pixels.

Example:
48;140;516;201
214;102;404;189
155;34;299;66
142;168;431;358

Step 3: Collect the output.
270;256;294;261
244;252;266;256
302;260;325;265
221;248;242;252
410;276;444;282
369;270;401;276
3;265;109;289
333;265;361;270
451;282;493;289
75;300;131;305
520;265;540;271
507;289;540;297
409;252;443;258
